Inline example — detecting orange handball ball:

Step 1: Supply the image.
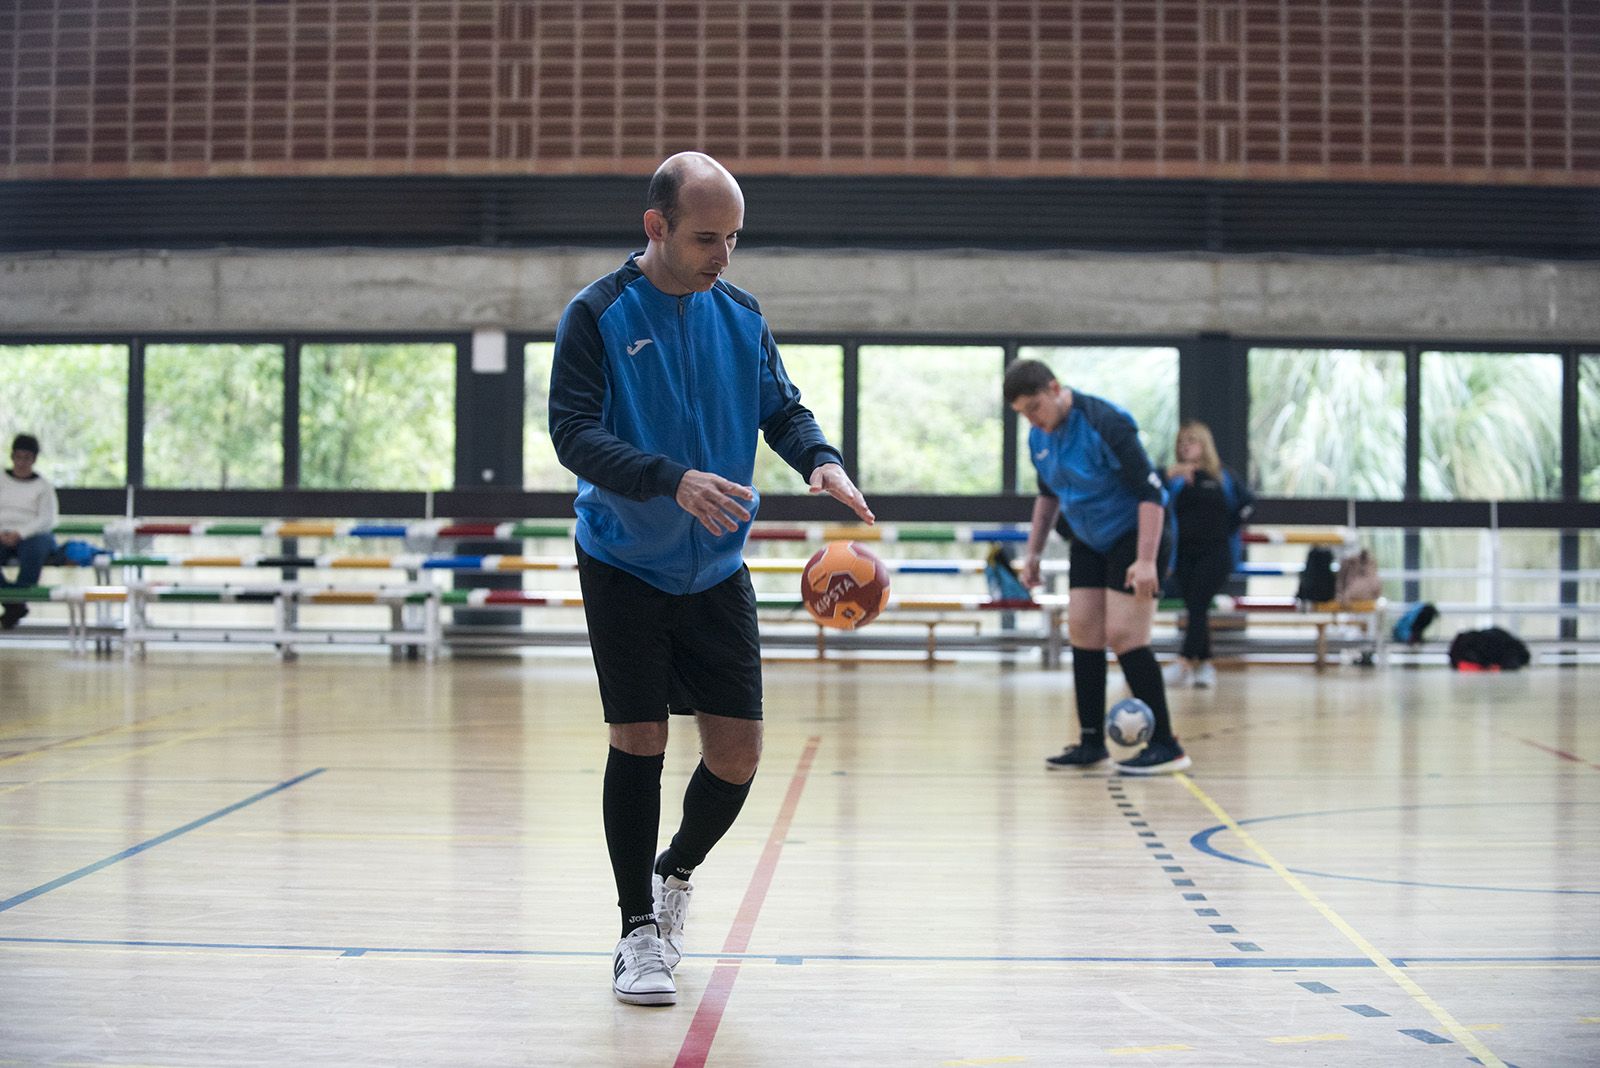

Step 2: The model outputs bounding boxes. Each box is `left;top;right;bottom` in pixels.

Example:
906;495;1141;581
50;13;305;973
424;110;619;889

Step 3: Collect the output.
801;541;891;630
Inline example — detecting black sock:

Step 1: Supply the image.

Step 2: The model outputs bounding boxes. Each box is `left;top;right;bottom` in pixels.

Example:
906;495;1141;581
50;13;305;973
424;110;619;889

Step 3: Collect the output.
1072;645;1107;747
604;746;664;937
655;760;753;882
1118;646;1176;746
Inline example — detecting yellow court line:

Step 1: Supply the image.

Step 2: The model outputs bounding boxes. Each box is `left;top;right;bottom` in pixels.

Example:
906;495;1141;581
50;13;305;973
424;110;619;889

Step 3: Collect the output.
0;702;217;767
0;718;249;798
1176;772;1506;1068
0;674;212;744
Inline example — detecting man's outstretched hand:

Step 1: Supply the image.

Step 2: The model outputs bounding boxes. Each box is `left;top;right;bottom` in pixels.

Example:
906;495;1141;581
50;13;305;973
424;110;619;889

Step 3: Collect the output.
808;463;875;525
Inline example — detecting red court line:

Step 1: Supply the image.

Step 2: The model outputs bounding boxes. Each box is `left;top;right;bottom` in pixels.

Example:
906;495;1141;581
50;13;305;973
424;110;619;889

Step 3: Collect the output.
1517;736;1600;771
674;735;822;1068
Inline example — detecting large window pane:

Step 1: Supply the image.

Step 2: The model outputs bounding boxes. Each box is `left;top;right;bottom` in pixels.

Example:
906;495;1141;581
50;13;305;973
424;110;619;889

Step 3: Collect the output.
300;343;454;490
0;344;127;486
1418;529;1565;639
1015;346;1178;493
524;342;577;492
1249;348;1405;498
1582;530;1600;639
753;344;844;495
860;345;1003;493
1421;351;1560;500
145;343;283;488
1582;355;1600;501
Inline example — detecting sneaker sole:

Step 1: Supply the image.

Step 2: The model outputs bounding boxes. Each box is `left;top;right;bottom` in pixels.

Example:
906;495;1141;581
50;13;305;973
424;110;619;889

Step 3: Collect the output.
1045;757;1112;770
1117;755;1193;775
613;986;677;1006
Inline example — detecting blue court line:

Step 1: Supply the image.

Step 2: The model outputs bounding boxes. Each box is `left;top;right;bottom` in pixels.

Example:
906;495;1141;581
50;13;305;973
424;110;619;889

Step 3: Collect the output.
1189;801;1600;896
1399;1028;1451;1044
3;937;1597;969
0;767;327;914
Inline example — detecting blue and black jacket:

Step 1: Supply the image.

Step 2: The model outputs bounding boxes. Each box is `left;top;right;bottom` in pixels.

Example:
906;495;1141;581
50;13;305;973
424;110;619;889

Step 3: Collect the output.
1165;466;1255;570
1029;391;1167;554
549;254;841;594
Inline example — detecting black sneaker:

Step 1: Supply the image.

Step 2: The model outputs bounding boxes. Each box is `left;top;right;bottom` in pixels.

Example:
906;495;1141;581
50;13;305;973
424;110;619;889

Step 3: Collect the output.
1116;738;1192;775
1045;742;1111;770
0;604;27;630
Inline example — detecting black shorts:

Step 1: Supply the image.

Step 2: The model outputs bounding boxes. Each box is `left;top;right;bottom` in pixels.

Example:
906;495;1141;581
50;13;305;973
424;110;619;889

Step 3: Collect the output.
576;542;763;724
1068;526;1171;597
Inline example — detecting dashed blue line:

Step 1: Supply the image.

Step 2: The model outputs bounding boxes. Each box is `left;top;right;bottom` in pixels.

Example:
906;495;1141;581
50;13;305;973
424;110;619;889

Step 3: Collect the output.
1298;981;1337;993
8;937;1588;968
1399;1028;1451;1044
1344;1004;1389;1017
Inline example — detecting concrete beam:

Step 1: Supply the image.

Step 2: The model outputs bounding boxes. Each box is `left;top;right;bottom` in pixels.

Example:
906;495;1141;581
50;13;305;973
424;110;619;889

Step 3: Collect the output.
3;248;1597;342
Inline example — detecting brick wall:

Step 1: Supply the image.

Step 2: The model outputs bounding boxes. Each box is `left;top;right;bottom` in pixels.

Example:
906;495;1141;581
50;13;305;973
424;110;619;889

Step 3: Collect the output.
3;1;1596;183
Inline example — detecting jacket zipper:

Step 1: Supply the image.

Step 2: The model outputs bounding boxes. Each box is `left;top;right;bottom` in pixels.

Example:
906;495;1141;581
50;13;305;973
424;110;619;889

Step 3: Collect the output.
679;296;704;594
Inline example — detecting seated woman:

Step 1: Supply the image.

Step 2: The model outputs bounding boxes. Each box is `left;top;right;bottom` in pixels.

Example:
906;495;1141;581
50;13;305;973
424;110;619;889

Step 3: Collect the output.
1;433;60;629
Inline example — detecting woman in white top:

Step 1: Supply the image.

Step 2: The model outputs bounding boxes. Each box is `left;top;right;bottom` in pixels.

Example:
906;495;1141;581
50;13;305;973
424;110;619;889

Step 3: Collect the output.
1;433;59;628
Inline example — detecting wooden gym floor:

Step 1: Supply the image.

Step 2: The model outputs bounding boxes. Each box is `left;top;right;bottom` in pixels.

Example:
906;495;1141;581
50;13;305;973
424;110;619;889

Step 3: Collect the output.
1;648;1595;1067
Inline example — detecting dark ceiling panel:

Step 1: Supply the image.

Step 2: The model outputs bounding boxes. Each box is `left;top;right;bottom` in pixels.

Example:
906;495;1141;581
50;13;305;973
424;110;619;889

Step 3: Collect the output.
1;175;1595;257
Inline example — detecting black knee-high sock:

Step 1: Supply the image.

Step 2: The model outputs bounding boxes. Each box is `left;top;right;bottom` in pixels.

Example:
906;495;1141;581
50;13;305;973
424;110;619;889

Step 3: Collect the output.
1072;645;1107;746
656;760;753;882
604;746;664;936
1117;646;1176;745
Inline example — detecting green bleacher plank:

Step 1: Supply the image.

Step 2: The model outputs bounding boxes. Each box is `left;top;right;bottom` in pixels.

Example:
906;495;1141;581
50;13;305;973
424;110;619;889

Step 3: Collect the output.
894;528;957;542
1;586;55;602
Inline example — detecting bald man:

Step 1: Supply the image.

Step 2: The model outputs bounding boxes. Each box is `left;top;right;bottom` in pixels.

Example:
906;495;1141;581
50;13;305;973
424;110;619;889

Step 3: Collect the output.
550;152;872;1006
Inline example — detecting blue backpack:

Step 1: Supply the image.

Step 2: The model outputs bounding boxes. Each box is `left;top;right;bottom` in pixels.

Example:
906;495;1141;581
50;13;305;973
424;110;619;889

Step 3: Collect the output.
1391;602;1438;645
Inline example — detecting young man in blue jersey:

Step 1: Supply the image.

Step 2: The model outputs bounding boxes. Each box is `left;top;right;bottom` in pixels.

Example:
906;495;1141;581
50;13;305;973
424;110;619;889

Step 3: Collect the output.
1005;359;1191;775
549;152;873;1005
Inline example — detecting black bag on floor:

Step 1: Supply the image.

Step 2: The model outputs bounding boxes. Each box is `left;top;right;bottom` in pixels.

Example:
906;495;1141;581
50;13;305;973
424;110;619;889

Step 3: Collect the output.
1448;627;1531;671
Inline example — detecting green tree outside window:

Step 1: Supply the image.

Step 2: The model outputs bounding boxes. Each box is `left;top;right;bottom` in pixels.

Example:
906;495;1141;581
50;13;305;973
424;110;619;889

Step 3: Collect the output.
752;344;844;495
525;342;578;492
144;344;283;489
1581;355;1600;500
300;343;454;490
860;345;1003;494
0;344;127;487
1249;348;1405;498
1421;351;1560;500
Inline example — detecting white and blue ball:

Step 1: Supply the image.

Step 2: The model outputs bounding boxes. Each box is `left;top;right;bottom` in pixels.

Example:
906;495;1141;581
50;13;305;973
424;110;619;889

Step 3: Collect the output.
1106;697;1155;747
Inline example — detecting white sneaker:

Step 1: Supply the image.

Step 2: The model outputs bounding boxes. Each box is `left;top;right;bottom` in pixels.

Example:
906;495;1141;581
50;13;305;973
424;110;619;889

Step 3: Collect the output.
1163;661;1193;687
612;924;676;1005
652;856;693;971
1192;662;1217;688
